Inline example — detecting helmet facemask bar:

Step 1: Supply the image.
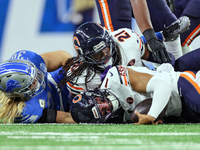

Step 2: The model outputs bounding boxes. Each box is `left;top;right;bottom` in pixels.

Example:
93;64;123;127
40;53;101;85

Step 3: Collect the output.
88;33;117;68
18;68;45;100
90;89;120;123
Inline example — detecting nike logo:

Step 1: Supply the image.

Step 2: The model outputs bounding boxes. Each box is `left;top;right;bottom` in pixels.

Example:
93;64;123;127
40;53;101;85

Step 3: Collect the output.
109;71;113;76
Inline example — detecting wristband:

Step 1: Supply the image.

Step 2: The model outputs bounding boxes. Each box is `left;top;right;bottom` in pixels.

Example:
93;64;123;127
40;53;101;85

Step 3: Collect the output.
142;28;157;42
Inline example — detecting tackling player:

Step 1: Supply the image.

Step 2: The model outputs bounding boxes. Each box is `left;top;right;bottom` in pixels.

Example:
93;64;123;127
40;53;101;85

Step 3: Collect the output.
0;50;75;124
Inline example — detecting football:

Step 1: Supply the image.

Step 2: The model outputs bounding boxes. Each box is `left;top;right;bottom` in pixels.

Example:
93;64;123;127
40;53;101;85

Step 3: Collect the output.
130;98;167;123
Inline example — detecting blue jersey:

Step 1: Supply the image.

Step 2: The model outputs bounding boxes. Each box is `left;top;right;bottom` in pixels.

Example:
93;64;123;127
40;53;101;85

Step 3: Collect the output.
9;50;70;123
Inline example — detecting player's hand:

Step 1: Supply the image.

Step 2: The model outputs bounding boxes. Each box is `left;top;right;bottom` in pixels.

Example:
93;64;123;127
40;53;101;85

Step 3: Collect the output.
143;28;172;64
147;38;171;63
156;63;174;73
134;111;156;125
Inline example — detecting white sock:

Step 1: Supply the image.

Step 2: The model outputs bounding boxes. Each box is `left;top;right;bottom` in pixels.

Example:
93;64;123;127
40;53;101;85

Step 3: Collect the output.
164;36;183;60
182;45;192;55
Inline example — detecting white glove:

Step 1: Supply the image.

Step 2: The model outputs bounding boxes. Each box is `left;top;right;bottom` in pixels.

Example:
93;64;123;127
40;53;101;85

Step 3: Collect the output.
156;63;174;73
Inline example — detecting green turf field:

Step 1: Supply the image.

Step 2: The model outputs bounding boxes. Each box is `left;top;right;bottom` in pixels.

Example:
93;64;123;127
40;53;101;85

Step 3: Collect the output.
1;124;200;150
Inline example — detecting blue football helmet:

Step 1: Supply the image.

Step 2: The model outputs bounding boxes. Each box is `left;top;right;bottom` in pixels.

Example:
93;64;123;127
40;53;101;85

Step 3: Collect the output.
0;59;46;100
73;22;117;70
71;89;120;123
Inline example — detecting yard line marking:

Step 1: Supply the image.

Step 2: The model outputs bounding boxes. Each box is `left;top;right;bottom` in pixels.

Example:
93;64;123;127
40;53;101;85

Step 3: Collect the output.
1;131;200;136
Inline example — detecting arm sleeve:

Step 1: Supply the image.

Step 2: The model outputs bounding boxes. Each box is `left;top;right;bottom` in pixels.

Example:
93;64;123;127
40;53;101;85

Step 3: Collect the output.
146;75;172;118
37;108;57;123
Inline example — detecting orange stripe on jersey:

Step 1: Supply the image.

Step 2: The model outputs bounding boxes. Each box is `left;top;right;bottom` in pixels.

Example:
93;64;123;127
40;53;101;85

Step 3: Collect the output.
98;0;114;31
123;75;128;86
182;24;200;46
139;37;142;50
67;82;84;90
184;71;196;79
180;73;200;94
105;78;109;88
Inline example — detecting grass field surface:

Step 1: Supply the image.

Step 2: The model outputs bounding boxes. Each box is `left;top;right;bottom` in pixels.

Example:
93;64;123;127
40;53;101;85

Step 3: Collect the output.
1;123;200;150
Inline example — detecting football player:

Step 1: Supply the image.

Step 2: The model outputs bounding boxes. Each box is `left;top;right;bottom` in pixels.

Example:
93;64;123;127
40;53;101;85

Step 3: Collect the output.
59;21;189;97
173;0;200;54
70;63;200;124
0;50;75;124
96;0;200;55
95;0;181;63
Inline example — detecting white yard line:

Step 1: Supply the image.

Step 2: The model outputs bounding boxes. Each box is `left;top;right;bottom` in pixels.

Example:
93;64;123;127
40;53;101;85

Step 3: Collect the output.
1;131;200;136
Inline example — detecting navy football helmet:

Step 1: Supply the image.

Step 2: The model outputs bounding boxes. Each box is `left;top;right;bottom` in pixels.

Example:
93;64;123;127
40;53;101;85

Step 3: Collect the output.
71;89;120;123
0;59;46;100
73;22;117;70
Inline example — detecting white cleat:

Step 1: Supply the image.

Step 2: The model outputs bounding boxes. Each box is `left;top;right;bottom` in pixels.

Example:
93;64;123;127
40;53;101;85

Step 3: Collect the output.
162;16;191;41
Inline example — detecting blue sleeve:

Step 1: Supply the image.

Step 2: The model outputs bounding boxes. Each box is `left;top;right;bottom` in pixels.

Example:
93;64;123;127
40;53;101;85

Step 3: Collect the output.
14;97;45;123
140;32;163;44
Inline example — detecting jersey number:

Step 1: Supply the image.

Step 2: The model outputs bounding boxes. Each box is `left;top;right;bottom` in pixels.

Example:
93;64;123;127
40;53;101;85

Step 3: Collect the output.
114;30;131;42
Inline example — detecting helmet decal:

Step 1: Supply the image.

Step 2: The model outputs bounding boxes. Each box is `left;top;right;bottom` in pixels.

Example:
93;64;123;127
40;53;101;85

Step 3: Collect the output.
73;36;83;54
6;79;22;92
93;41;106;52
73;94;82;103
0;59;46;100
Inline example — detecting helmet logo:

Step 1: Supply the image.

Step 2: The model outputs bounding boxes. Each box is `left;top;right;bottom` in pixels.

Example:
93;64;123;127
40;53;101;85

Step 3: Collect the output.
73;94;82;103
92;107;99;119
5;79;22;92
93;41;106;52
73;36;83;54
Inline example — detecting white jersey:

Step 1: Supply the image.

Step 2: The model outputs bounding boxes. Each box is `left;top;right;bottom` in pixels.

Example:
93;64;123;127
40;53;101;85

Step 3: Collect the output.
100;65;182;122
67;28;146;95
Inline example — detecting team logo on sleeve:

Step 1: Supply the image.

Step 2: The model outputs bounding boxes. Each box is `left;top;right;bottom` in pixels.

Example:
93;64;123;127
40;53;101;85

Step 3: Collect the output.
127;59;136;66
126;97;134;104
40;63;47;73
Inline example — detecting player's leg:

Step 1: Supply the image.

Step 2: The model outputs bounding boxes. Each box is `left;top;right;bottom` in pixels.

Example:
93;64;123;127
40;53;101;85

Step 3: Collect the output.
161;16;190;59
95;0;132;31
141;16;190;59
146;0;189;59
174;48;200;71
180;1;200;47
178;71;200;123
174;0;200;54
146;0;177;32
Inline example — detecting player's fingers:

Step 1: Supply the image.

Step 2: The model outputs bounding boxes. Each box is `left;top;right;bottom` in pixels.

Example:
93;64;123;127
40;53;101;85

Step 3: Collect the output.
153;52;162;64
134;111;140;116
160;50;169;63
154;119;163;125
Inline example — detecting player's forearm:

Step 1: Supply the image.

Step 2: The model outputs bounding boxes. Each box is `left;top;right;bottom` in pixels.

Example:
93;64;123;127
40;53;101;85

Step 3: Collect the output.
130;0;153;33
41;50;72;72
56;111;76;123
146;76;172;118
